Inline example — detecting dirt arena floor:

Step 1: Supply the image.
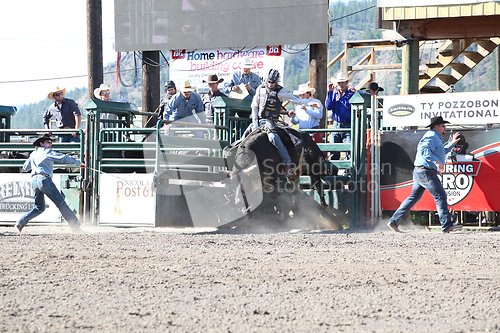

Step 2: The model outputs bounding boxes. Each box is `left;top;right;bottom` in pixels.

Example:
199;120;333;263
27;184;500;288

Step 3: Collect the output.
1;223;500;332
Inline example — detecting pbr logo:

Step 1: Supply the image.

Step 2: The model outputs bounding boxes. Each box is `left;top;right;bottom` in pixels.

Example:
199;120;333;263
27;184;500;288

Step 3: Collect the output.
171;49;186;60
440;134;480;205
266;45;282;57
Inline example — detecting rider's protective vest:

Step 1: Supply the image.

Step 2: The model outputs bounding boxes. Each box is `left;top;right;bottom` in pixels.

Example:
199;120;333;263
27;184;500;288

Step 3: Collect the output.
258;85;283;120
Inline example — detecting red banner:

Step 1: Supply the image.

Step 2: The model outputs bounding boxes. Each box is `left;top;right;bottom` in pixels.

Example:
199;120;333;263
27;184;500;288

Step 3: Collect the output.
380;129;500;211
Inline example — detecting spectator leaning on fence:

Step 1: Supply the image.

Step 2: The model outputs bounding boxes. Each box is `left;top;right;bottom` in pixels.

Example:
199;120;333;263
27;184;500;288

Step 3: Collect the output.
202;74;227;125
43;86;81;143
223;56;262;101
289;83;324;129
325;72;355;161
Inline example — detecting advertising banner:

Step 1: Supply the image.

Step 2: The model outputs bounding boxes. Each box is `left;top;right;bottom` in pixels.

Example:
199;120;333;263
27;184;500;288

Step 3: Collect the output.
380;128;500;211
99;174;155;226
168;46;285;90
383;91;500;127
0;174;64;223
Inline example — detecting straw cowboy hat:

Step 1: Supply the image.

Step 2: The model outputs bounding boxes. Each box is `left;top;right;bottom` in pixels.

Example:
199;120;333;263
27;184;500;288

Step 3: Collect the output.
179;80;196;92
94;83;111;99
361;82;384;92
47;86;66;101
331;72;352;84
242;56;254;69
202;74;224;84
426;116;450;128
33;133;55;147
293;83;316;96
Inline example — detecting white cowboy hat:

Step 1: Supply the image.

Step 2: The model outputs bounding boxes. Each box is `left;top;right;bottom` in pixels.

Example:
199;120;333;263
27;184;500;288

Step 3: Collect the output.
331;72;351;83
293;83;316;96
242;56;254;69
94;83;111;99
179;80;196;92
47;86;66;101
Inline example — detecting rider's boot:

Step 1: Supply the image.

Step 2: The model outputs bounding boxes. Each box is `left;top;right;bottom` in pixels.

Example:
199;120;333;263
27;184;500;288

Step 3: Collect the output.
283;164;292;178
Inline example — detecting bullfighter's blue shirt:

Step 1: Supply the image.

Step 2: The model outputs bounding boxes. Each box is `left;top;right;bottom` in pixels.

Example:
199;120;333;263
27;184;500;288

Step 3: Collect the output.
414;129;455;171
23;147;81;178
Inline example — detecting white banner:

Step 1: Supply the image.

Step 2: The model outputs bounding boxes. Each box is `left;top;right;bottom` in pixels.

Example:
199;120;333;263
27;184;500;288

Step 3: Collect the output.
168;46;285;90
0;174;63;223
99;173;155;227
382;91;500;127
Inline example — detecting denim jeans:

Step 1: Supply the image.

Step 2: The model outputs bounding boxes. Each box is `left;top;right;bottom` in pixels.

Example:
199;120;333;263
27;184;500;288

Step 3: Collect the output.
58;134;80;143
16;176;81;228
330;121;351;160
390;167;453;231
237;119;291;164
260;119;291;165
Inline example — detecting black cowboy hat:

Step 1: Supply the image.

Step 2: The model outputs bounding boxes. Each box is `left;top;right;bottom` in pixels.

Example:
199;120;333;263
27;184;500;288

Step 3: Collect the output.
361;82;384;92
202;74;224;84
33;134;55;146
426;116;450;128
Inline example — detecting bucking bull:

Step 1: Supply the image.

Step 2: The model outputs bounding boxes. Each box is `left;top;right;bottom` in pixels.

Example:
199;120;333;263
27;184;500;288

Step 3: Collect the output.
225;126;336;220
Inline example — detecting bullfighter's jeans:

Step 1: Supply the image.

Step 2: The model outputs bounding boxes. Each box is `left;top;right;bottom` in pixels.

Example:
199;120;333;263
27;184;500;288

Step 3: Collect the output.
16;175;81;229
390;167;453;232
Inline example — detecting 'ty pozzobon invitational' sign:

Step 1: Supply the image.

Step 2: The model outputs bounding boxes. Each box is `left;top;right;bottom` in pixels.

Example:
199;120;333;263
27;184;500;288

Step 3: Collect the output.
380;128;500;211
382;91;500;127
168;46;285;89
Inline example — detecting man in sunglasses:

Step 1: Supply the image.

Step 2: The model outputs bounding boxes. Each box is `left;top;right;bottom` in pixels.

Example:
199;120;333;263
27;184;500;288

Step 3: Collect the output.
43;86;81;143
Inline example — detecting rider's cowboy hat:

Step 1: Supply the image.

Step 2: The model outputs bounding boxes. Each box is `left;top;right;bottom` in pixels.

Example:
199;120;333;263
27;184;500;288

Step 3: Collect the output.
361;82;384;92
202;74;224;84
331;72;351;84
47;86;66;101
293;83;316;96
94;83;111;99
33;134;55;147
242;56;254;69
426;116;450;128
179;80;196;92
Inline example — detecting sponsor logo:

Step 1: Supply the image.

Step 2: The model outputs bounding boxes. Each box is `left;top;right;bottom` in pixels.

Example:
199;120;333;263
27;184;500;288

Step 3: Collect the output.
171;49;186;60
266;45;282;57
387;104;415;117
0;180;36;213
440;160;481;205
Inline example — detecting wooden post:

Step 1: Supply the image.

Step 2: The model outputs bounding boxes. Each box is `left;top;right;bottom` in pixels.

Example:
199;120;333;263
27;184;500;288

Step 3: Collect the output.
86;0;103;100
141;51;161;126
309;43;328;128
85;0;103;222
401;39;419;95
